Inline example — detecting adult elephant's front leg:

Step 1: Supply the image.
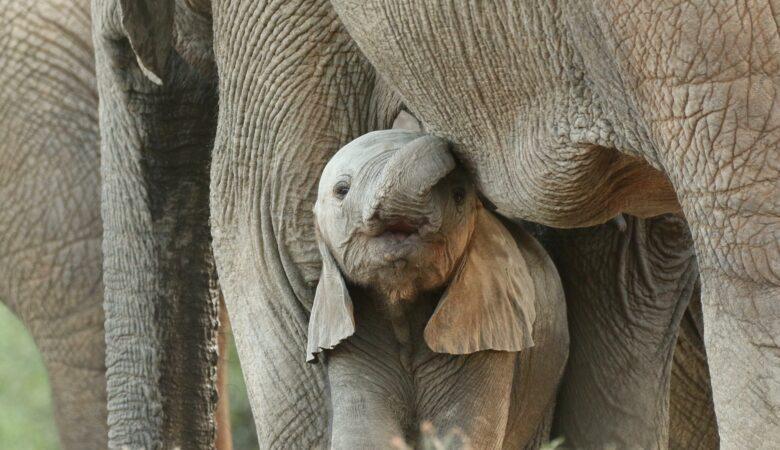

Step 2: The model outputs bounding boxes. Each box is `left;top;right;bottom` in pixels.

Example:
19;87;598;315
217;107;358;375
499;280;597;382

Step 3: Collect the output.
537;215;699;448
208;0;401;446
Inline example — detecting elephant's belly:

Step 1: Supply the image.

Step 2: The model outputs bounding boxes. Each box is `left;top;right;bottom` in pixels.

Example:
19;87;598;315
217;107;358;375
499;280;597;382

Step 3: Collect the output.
467;131;680;228
333;0;680;227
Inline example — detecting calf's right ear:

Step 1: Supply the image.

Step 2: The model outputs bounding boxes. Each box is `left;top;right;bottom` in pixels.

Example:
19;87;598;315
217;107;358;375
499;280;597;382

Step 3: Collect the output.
305;232;355;362
424;209;537;354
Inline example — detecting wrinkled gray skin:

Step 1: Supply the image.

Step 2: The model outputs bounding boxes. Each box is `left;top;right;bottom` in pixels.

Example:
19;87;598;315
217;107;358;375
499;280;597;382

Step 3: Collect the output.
91;0;220;447
530;214;720;448
1;2;226;448
88;0;766;448
0;1;106;448
670;291;720;449
308;130;567;448
332;2;779;448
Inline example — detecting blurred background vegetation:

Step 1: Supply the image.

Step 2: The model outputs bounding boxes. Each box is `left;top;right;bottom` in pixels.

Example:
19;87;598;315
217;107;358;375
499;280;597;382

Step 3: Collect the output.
225;331;260;450
0;304;259;450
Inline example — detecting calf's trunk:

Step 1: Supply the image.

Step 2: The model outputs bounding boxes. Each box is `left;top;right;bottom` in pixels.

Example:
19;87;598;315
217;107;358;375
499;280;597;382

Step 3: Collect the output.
366;134;455;225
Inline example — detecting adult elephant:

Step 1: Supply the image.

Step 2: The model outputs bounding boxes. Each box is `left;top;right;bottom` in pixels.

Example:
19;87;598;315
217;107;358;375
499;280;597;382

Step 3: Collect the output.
0;0;106;448
529;214;720;448
332;1;778;448
96;0;765;449
92;0;405;447
1;1;239;448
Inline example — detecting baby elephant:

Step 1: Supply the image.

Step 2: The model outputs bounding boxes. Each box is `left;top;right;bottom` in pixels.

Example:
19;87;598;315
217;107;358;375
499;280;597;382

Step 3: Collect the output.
308;130;568;449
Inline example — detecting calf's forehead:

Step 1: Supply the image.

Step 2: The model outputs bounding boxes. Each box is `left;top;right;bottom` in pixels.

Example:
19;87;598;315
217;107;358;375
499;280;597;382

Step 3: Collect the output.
319;130;424;183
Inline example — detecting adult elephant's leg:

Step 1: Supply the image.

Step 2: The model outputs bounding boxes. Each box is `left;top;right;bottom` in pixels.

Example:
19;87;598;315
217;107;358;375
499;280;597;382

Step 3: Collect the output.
665;85;779;449
537;215;698;448
573;3;780;446
669;291;719;449
216;296;234;450
0;0;106;448
659;57;780;450
209;0;400;446
92;1;220;448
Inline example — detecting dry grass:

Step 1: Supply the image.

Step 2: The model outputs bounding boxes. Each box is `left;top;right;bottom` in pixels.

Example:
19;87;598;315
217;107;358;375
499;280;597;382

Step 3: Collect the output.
390;421;564;450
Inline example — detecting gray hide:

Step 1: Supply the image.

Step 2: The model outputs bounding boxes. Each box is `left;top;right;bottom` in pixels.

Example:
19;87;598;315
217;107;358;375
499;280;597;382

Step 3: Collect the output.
308;130;567;449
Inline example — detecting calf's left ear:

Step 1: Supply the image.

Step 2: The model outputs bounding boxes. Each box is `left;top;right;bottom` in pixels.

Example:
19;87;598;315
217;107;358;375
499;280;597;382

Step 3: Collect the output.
424;209;536;354
305;231;355;362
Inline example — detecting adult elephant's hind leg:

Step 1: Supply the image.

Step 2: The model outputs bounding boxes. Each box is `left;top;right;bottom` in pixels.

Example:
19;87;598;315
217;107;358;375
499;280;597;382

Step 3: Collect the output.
539;215;698;449
669;292;719;449
671;86;780;445
647;29;780;450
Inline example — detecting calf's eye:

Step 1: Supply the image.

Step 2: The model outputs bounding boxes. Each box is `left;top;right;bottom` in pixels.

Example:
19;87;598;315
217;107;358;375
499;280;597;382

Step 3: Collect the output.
333;181;350;199
453;186;466;205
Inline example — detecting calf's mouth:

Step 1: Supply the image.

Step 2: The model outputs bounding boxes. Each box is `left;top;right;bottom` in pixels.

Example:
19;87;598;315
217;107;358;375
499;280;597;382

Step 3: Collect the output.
383;219;420;236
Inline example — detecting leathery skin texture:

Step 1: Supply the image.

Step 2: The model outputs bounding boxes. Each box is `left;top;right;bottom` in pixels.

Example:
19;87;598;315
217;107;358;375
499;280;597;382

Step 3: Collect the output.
17;0;771;447
0;1;106;448
333;2;779;447
307;130;568;448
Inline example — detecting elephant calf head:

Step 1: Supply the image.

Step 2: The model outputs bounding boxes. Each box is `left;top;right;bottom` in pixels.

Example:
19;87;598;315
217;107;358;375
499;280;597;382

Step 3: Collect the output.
307;129;537;359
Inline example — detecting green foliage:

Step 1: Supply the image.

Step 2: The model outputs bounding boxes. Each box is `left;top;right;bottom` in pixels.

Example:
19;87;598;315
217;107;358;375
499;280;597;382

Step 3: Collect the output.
0;304;59;450
0;304;261;450
226;335;259;450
